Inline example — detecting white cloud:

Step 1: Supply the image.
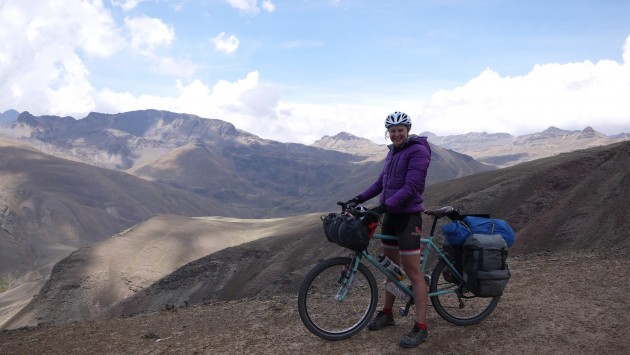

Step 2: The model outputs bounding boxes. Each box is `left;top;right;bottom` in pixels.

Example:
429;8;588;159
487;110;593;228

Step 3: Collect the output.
111;0;146;12
1;0;629;146
226;0;275;14
0;1;180;119
261;0;276;12
75;8;123;57
93;72;281;132
0;0;119;118
213;32;240;53
5;1;121;58
47;54;95;116
417;36;630;137
125;16;175;55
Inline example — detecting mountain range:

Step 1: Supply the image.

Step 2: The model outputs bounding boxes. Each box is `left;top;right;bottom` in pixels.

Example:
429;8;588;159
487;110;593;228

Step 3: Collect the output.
422;126;629;167
0;110;492;327
0;110;493;215
0;109;628;330
5;139;629;329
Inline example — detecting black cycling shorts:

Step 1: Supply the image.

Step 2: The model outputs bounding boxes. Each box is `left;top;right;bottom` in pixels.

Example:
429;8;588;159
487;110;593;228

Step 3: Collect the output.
380;212;423;255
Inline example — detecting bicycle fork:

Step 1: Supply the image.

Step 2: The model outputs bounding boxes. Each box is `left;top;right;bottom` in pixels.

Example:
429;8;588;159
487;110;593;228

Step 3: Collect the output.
334;262;356;302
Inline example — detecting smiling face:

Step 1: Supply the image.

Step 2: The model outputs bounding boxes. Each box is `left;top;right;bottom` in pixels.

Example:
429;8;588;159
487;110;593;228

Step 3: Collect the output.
388;125;410;147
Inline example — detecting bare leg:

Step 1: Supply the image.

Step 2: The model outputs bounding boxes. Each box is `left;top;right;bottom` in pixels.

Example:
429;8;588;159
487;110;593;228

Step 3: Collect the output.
381;244;401;310
400;252;427;324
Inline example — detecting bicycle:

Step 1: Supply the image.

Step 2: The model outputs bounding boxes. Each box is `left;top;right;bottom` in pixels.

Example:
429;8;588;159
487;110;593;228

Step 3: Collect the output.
297;203;501;340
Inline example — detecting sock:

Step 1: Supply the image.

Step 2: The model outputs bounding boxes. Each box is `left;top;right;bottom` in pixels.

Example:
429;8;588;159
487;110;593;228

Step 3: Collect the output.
415;322;427;330
382;307;393;315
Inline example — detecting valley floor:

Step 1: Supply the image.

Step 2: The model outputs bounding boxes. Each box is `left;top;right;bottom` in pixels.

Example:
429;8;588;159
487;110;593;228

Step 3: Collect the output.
1;250;629;354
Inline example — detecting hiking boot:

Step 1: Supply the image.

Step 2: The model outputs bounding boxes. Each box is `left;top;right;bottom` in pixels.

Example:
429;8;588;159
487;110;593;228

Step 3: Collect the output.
367;311;395;330
399;325;429;348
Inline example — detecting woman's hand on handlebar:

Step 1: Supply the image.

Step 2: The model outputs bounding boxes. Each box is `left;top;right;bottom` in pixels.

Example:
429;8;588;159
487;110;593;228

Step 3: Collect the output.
338;196;362;211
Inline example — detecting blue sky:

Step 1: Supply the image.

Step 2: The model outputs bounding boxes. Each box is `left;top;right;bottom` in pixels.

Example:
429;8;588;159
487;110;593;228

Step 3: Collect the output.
1;0;630;144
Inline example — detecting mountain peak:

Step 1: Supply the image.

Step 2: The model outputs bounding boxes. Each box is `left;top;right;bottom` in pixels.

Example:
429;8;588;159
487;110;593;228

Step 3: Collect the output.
577;126;605;140
540;126;572;136
331;131;361;140
1;109;20;123
312;131;378;147
312;131;385;158
317;131;367;142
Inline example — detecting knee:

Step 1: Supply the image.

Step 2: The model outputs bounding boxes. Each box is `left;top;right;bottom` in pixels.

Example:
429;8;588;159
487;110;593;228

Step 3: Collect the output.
402;262;422;279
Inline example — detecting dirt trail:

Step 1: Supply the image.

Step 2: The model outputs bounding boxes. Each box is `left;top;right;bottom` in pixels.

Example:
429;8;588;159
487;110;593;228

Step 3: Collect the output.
2;250;629;354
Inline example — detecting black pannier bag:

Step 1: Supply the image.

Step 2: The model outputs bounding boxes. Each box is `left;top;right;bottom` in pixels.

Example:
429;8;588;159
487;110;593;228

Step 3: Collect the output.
462;234;510;297
442;243;463;283
322;213;370;252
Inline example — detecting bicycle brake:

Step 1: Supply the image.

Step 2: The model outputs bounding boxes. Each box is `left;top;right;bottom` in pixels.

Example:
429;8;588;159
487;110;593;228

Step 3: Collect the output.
337;265;350;284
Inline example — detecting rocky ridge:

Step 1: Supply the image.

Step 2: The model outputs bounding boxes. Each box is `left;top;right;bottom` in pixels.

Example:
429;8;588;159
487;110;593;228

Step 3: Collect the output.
422;126;629;167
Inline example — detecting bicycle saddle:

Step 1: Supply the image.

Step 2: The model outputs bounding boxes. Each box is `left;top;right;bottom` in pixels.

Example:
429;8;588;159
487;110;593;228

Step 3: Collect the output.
424;206;455;217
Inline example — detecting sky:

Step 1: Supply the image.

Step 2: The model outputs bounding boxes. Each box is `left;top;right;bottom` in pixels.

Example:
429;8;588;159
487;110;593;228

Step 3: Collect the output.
1;0;630;145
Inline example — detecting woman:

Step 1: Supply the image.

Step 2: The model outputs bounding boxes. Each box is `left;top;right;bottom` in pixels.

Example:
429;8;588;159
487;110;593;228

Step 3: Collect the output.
349;111;431;348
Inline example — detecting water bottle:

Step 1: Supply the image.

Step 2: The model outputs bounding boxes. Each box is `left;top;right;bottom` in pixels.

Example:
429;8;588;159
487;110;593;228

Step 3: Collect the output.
386;282;410;302
377;255;406;280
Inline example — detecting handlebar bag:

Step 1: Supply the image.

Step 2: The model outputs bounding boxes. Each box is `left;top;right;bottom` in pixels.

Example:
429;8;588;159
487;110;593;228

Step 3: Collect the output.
322;213;370;252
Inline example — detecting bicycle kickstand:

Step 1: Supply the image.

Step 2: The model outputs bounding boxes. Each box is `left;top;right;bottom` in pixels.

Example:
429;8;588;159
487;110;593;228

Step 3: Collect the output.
398;275;430;316
398;298;414;316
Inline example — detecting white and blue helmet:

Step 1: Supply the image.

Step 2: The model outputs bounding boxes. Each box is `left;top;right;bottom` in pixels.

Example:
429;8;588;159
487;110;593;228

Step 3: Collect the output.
385;111;411;128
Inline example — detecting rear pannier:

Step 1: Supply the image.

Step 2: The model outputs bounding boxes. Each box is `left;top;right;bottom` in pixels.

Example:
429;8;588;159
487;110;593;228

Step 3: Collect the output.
461;234;511;297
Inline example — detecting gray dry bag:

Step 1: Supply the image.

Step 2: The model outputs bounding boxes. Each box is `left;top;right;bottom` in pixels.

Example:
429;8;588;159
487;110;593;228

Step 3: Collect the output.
462;234;510;297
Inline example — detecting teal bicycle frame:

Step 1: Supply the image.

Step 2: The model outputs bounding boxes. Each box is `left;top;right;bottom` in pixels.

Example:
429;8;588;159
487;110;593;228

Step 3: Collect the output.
298;206;502;340
339;213;464;303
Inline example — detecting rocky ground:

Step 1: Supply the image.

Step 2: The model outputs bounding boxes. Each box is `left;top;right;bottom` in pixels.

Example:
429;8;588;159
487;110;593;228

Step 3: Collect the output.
2;249;629;354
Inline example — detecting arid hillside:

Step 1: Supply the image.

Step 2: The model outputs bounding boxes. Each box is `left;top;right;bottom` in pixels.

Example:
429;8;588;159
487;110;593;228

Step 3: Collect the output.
0;122;491;328
1;141;629;353
0;137;226;320
2;213;323;329
1;249;628;354
424;140;630;255
4;141;629;334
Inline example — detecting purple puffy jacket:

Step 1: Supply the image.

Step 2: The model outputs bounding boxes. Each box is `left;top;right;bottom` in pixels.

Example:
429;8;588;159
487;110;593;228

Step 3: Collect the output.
357;135;431;214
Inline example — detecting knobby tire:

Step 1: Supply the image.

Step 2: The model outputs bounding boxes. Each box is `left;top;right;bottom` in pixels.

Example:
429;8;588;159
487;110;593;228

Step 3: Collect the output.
298;257;378;340
429;259;500;325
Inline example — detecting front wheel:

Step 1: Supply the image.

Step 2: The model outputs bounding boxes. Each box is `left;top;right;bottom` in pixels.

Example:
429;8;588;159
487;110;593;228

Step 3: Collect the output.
298;257;378;340
429;259;500;325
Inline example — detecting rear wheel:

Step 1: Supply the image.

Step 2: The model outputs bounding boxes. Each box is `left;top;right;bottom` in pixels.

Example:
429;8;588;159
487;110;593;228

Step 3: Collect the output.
298;257;378;340
429;259;500;325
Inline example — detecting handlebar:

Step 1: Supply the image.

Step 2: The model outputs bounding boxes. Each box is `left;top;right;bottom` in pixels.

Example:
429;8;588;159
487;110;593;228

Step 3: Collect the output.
337;202;464;236
336;201;382;223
